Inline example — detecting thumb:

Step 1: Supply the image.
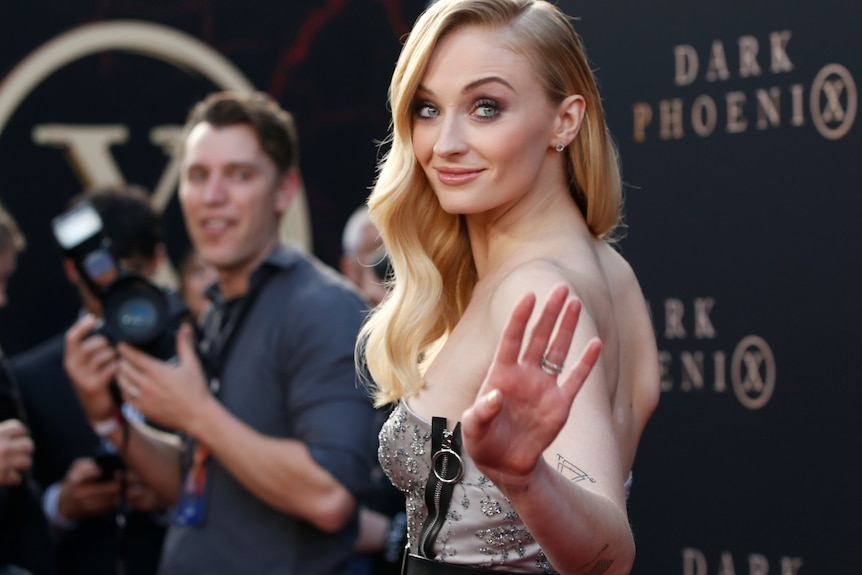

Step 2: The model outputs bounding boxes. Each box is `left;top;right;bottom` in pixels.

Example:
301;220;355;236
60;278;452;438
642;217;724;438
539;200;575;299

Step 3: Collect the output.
463;389;503;432
68;458;100;483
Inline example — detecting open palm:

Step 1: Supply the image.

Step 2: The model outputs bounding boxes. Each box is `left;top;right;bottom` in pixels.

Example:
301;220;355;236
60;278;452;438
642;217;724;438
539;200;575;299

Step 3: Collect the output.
461;285;602;482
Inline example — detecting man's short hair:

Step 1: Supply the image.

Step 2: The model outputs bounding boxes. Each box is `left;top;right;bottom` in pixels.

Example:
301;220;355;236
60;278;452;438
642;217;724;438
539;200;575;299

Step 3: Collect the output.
68;185;163;262
0;199;26;254
182;91;300;174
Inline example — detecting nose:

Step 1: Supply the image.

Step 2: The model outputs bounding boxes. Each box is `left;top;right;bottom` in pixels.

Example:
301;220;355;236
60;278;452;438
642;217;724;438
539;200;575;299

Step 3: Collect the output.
202;174;228;205
432;115;468;158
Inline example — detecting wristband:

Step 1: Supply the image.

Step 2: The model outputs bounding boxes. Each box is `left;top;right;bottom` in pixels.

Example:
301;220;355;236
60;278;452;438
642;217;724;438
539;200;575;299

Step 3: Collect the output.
91;409;123;437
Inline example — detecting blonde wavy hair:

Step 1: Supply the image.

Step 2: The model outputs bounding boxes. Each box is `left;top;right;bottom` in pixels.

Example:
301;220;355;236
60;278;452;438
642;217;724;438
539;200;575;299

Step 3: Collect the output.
359;0;623;405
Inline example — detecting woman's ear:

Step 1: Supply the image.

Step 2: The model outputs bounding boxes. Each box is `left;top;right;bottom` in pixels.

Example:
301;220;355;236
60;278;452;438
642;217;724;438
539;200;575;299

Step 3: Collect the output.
554;94;586;147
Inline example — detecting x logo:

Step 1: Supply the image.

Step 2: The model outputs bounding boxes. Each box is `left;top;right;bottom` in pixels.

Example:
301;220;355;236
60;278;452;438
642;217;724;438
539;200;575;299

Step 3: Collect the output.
820;78;847;123
811;63;857;140
731;335;776;409
740;351;766;394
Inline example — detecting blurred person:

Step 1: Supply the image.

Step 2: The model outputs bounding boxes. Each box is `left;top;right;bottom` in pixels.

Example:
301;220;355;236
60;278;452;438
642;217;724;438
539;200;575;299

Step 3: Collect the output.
11;186;182;575
360;1;661;573
339;206;387;308
0;200;54;575
339;206;405;575
64;91;377;575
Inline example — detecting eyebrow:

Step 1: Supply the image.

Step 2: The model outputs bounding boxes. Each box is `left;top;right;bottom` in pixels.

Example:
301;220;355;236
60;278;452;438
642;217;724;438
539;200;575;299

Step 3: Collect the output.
417;75;516;96
185;161;259;171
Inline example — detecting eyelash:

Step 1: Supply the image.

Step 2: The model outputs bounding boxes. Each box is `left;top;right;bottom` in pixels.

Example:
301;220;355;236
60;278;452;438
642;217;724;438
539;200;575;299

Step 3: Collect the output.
413;101;438;119
473;98;501;119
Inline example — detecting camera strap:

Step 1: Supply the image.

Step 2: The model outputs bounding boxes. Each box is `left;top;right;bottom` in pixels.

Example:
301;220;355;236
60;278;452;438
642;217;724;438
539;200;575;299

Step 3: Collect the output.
198;265;276;393
173;264;275;528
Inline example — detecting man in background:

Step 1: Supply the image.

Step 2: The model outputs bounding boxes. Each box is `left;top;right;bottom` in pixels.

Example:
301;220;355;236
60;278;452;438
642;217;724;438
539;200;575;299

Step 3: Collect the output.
340;205;404;575
339;205;387;308
64;91;377;575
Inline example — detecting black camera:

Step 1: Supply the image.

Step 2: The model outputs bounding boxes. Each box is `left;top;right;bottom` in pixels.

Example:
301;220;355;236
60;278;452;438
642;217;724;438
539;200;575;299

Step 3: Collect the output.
51;200;180;360
93;449;125;482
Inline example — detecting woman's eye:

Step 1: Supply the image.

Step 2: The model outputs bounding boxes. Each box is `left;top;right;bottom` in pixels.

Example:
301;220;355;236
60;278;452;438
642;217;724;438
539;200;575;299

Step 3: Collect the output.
415;102;440;119
474;100;500;118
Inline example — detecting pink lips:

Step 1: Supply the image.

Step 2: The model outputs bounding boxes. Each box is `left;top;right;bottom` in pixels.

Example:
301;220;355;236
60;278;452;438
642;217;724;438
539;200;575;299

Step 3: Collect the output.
434;167;483;186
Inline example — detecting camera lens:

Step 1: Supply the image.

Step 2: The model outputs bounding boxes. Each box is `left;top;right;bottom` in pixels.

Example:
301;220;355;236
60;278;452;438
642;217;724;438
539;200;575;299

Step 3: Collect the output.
102;276;170;346
117;297;159;338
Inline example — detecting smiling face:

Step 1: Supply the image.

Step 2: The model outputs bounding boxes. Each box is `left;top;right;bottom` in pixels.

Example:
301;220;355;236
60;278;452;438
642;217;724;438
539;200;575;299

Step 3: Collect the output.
179;122;293;294
411;25;563;216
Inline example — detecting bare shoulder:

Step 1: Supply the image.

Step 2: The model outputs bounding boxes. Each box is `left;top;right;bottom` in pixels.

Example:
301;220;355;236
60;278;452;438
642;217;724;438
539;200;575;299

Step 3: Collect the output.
485;259;588;329
596;242;639;288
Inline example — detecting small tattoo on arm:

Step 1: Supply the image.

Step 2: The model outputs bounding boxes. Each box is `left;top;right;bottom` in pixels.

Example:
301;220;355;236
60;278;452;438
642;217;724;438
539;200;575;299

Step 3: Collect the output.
579;545;614;575
585;559;614;575
556;454;597;484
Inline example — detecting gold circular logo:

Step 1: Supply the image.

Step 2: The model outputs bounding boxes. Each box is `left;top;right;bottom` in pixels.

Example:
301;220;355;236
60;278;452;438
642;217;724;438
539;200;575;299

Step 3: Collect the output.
810;63;857;140
731;335;776;409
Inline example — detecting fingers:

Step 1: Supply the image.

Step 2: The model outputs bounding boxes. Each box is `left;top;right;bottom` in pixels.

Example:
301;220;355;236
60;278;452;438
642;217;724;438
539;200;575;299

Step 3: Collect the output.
64;315;118;390
0;421;31;485
497;285;592;375
117;341;151;367
540;297;583;375
494;292;536;367
560;337;603;402
521;285;570;366
472;388;503;423
64;314;100;348
117;363;145;403
462;389;503;443
0;421;34;476
116;343;155;400
6;437;34;470
60;481;122;518
0;469;22;486
0;418;28;437
66;457;102;483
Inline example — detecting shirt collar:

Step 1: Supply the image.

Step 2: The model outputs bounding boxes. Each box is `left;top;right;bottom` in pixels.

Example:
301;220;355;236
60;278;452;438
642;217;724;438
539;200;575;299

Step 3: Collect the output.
203;243;301;306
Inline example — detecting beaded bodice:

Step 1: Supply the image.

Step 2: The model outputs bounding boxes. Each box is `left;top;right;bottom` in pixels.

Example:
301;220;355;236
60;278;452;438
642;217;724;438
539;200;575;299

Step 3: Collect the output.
378;399;558;573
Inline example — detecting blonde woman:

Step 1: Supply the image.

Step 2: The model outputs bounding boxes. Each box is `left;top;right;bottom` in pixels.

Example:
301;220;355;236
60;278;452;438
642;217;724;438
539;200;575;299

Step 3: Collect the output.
360;0;660;573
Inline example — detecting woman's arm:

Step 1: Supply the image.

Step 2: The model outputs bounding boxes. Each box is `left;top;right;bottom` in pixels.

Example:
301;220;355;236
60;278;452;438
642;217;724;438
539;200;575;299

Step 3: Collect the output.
462;284;633;575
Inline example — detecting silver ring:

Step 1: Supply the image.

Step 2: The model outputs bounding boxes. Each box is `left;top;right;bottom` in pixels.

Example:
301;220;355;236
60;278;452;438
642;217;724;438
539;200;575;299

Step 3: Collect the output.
540;356;564;376
127;384;140;398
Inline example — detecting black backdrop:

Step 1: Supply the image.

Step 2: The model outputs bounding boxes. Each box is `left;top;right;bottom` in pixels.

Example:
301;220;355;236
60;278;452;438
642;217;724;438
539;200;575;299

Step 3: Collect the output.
1;1;859;573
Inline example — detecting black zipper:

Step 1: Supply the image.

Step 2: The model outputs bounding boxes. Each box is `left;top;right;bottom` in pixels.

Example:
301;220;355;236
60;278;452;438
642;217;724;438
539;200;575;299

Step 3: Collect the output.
419;418;463;559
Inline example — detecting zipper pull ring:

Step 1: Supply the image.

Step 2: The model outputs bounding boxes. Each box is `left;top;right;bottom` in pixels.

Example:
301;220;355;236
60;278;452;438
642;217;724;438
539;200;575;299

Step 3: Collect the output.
431;428;464;484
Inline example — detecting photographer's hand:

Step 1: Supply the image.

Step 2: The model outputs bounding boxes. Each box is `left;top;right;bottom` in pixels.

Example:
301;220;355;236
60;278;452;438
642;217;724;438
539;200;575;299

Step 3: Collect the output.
57;457;122;520
116;323;216;432
64;314;119;423
0;419;34;486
